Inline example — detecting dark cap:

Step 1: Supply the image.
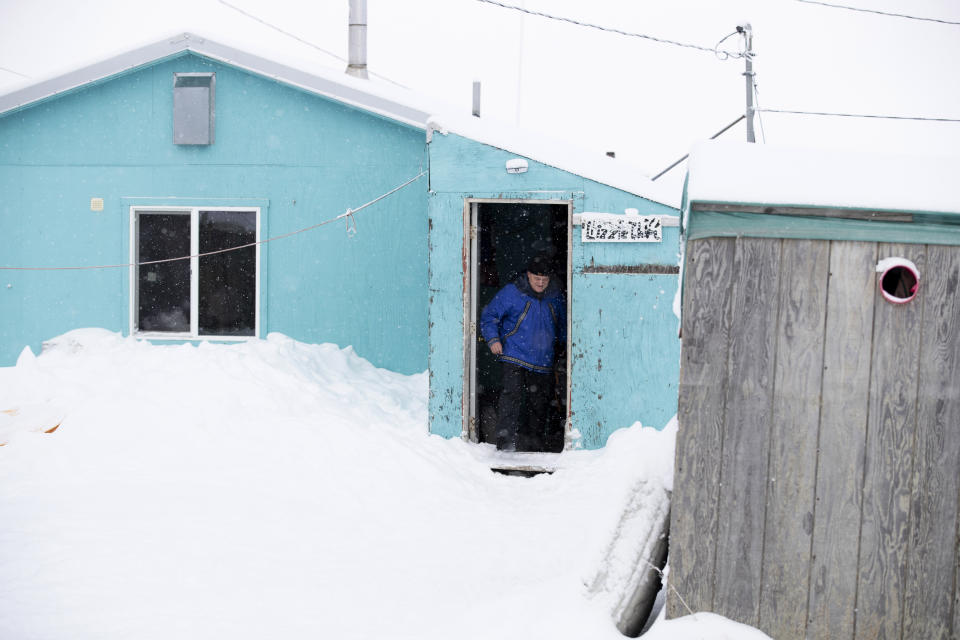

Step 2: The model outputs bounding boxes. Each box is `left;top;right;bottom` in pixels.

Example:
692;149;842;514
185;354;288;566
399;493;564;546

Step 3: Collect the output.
526;253;552;276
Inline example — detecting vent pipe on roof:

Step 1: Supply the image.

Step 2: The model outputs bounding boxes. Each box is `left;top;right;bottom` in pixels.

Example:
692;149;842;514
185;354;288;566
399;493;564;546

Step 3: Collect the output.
472;81;481;117
346;0;368;79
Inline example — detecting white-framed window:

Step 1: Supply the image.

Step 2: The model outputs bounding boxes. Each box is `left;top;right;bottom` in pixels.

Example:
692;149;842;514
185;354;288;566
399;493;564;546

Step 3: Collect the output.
130;207;260;339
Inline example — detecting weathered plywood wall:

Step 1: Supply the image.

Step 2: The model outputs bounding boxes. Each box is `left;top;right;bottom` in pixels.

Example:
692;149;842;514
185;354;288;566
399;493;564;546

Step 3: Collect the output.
668;236;960;640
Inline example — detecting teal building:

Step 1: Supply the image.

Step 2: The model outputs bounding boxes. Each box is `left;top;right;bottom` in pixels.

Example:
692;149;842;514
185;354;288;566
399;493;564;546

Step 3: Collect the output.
0;34;680;449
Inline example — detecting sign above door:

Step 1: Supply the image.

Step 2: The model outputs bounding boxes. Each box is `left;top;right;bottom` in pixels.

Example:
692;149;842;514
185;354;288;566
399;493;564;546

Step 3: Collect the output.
578;213;664;243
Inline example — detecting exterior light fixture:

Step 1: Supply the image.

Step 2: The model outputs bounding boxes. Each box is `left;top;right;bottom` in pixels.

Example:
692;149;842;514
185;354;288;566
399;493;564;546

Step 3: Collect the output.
506;158;528;174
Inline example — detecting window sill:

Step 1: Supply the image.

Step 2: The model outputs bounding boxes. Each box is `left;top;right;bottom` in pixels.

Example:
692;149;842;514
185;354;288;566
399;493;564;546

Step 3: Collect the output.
133;332;259;343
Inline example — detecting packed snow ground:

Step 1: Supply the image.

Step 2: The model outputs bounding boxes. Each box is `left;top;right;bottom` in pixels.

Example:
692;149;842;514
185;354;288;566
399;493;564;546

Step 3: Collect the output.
0;329;768;639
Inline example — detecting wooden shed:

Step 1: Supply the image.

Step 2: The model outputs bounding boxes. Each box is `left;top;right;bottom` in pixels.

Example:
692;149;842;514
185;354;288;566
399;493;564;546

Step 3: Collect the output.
667;141;960;639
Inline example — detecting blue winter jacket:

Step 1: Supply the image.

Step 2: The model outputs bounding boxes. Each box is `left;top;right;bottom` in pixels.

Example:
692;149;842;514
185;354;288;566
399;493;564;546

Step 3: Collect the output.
480;274;566;373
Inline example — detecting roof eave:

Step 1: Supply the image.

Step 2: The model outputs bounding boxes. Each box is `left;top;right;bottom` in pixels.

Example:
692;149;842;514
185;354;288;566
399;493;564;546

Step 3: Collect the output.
0;33;431;129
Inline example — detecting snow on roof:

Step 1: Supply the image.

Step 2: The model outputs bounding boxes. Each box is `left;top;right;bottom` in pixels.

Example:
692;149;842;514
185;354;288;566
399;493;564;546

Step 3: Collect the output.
0;32;677;209
687;140;960;214
429;112;679;208
0;33;433;130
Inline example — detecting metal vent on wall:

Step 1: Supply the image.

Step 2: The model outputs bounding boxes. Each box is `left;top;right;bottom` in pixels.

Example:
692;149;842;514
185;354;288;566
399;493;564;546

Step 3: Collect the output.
173;73;215;145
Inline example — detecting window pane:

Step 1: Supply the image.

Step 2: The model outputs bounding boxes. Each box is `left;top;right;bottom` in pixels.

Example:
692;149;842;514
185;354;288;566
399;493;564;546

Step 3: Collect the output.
199;211;256;336
137;213;191;332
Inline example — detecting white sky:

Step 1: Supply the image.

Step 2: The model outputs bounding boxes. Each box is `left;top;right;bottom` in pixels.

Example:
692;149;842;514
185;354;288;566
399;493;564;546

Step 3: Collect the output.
1;0;959;195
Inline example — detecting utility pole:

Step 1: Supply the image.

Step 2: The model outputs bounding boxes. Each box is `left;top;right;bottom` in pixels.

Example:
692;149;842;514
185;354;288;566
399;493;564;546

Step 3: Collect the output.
739;22;756;143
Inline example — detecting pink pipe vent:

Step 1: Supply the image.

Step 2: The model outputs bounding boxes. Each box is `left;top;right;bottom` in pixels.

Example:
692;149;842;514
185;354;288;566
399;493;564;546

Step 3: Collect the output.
876;257;919;304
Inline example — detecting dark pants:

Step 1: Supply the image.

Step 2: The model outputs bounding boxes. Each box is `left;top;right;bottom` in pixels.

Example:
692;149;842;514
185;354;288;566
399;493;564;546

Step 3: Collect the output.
496;362;551;452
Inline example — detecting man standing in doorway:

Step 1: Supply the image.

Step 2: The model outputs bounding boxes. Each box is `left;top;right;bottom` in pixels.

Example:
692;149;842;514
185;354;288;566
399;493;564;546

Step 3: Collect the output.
480;254;566;451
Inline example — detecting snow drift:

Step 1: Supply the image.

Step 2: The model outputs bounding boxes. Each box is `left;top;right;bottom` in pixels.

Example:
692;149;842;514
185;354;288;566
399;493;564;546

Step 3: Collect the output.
0;329;763;639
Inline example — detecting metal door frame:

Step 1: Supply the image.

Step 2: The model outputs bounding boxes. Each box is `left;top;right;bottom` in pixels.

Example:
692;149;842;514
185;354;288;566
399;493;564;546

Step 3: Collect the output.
462;198;573;447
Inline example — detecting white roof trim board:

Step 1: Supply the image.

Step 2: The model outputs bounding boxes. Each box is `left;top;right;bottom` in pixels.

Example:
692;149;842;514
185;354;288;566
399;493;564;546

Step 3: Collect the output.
0;32;678;208
0;33;432;129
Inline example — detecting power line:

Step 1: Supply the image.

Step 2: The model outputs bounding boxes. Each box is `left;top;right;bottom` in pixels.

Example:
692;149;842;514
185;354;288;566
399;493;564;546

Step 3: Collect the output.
0;171;426;272
753;83;767;143
759;108;960;123
217;0;344;61
651;115;745;181
473;0;742;57
794;0;960;26
713;30;747;61
215;0;408;88
0;66;30;79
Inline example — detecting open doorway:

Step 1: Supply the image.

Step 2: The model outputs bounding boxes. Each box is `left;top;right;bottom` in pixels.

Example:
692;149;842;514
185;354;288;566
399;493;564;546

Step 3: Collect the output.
468;201;569;453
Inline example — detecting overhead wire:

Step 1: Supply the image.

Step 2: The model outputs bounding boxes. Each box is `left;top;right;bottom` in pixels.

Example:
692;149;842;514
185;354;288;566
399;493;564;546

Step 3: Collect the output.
793;0;960;26
216;0;343;62
753;82;767;143
714;30;746;60
474;1;960;130
473;0;742;57
215;0;408;88
0;66;30;79
0;171;427;272
650;115;746;181
757;108;960;123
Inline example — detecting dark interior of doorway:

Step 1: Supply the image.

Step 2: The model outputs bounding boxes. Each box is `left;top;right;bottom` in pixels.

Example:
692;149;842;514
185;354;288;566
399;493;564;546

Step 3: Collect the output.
475;202;568;453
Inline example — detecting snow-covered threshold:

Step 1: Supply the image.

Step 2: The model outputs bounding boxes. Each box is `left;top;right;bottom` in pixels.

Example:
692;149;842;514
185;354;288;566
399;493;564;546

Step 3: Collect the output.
0;329;767;639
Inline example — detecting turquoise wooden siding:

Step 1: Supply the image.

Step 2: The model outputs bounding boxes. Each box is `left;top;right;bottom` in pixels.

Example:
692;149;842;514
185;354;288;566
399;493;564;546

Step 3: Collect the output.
427;133;680;448
0;53;429;374
571;178;680;448
570;272;678;448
